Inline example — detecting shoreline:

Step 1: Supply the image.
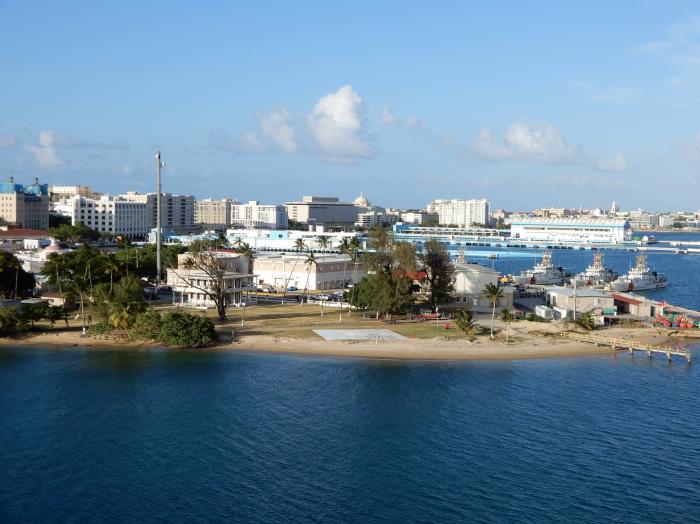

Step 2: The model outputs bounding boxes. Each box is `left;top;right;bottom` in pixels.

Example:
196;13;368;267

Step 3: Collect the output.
0;329;644;362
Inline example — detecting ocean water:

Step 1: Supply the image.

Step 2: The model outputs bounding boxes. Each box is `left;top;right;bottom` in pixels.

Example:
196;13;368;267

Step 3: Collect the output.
1;346;700;523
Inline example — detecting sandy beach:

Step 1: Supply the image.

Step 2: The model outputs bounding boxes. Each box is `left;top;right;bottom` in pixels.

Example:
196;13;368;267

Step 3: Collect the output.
0;321;680;362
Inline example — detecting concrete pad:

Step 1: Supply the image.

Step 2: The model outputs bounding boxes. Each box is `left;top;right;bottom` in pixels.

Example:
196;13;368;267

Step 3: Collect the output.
313;329;407;341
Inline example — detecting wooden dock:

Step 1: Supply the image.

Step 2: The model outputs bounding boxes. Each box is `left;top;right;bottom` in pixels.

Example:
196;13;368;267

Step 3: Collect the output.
560;332;692;363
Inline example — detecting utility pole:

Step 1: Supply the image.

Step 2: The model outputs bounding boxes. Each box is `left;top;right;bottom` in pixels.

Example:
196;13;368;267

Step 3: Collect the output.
155;150;163;285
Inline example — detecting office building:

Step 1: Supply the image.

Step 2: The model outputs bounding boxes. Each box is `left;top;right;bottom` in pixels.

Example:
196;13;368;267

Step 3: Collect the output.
286;196;358;226
231;201;288;229
195;198;237;228
54;195;149;239
0;177;50;230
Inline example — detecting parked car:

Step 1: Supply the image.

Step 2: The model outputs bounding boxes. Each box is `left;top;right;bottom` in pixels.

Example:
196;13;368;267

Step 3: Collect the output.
286;286;298;292
263;286;277;293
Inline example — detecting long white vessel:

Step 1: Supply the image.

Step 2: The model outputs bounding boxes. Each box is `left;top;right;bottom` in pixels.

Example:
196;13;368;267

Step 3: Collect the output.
570;252;617;288
610;254;667;292
513;251;567;285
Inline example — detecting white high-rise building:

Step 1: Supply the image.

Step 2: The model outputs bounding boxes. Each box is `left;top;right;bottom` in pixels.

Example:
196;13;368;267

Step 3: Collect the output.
610;201;620;214
426;199;490;227
122;192;195;232
231;201;288;229
54;195;149;239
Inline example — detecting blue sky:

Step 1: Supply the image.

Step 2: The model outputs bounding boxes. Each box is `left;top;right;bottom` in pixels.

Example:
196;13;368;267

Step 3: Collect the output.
1;1;700;211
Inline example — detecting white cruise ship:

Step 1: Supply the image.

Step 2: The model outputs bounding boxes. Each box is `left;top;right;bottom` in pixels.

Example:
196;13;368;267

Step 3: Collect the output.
570;252;617;288
513;251;567;285
610;254;668;292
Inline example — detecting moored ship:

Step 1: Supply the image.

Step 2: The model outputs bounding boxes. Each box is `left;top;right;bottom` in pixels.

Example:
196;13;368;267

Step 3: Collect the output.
513;251;567;285
610;254;667;292
570;252;617;288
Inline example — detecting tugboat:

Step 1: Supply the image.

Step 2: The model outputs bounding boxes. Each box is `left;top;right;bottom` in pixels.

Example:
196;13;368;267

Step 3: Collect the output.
610;254;668;292
513;251;567;285
570;252;617;288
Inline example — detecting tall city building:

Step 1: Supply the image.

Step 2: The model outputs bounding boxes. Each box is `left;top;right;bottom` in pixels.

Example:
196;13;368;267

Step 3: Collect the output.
0;177;50;230
122;192;195;232
54;195;149;239
195;198;237;229
426;199;490;227
285;196;358;226
231;201;288;229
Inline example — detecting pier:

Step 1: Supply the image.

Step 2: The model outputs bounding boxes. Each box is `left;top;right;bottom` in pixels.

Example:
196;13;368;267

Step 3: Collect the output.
560;332;692;363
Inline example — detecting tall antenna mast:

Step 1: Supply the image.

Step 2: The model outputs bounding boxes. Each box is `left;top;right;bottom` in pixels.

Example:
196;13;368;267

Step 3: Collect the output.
155;150;163;284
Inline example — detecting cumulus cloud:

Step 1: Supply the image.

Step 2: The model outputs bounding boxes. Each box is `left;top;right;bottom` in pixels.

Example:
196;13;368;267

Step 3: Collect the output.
260;109;297;153
239;131;264;153
472;122;581;163
380;106;396;126
685;133;700;160
307;85;376;159
471;121;629;173
0;134;18;149
404;116;427;129
596;152;628;172
26;130;63;168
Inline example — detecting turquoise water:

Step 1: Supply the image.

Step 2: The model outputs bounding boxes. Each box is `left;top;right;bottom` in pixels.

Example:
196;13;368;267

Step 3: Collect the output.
1;346;700;523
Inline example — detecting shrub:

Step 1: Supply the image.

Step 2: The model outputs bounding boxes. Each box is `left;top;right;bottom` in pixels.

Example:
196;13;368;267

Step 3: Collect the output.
158;312;217;347
87;321;114;338
0;309;19;336
129;310;162;341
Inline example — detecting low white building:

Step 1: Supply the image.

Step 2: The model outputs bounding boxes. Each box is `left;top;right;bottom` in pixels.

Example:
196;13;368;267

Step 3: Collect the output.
510;217;631;244
225;228;362;252
254;253;365;291
446;262;513;311
166;252;255;308
230;201;288;229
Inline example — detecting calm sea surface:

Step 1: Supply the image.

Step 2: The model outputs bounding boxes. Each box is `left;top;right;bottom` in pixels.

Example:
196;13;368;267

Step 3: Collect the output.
1;345;700;523
2;232;700;523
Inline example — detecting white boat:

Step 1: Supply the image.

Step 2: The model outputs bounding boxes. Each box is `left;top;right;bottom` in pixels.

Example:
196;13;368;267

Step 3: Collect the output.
513;251;567;285
570;252;617;288
610;254;668;292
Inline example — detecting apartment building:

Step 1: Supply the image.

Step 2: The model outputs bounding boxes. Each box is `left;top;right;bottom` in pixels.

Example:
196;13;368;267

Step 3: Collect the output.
54;195;149;238
122;192;195;232
286;196;357;226
195;198;237;228
426;199;490;227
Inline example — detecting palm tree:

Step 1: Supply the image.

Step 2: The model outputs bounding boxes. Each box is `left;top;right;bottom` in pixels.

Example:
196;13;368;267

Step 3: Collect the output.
482;283;503;339
454;310;479;338
294;238;306;252
499;309;515;342
337;238;352;316
283;239;307;298
315;236;330;251
235;241;255;275
103;252;121;295
577;311;595;331
301;252;317;308
347;237;361;317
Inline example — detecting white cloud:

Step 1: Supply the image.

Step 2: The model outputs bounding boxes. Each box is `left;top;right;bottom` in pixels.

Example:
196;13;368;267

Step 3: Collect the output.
404;116;427;129
26;130;63;168
0;134;18;149
596;152;628;173
473;122;580;163
239;131;264;153
259;109;297;153
380;106;396;126
307;84;376;159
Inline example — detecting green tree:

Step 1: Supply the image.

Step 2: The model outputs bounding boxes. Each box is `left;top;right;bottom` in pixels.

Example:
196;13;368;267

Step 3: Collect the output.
301;252;317;307
20;303;47;329
453;310;479;338
0;308;19;336
0;252;35;299
44;305;66;329
420;239;455;308
482;283;503;339
499;309;515;342
48;223;101;245
171;245;231;320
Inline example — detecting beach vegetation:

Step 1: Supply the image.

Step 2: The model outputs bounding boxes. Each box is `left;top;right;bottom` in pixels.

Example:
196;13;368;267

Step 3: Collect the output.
158;311;217;347
499;309;516;342
453;310;479;338
129;309;162;341
0;309;19;336
577;311;596;331
0;251;35;298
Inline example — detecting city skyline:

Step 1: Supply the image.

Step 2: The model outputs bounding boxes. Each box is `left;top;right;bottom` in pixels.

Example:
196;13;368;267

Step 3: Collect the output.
2;2;700;210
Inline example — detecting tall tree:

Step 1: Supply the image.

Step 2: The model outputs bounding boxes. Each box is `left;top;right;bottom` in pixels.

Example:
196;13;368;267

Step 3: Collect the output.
482;283;504;339
499;309;515;342
301;252;317;308
420;239;455;308
0;252;35;299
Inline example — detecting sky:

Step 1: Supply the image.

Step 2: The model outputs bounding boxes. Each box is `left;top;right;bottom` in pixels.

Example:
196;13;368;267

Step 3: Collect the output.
1;1;700;212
